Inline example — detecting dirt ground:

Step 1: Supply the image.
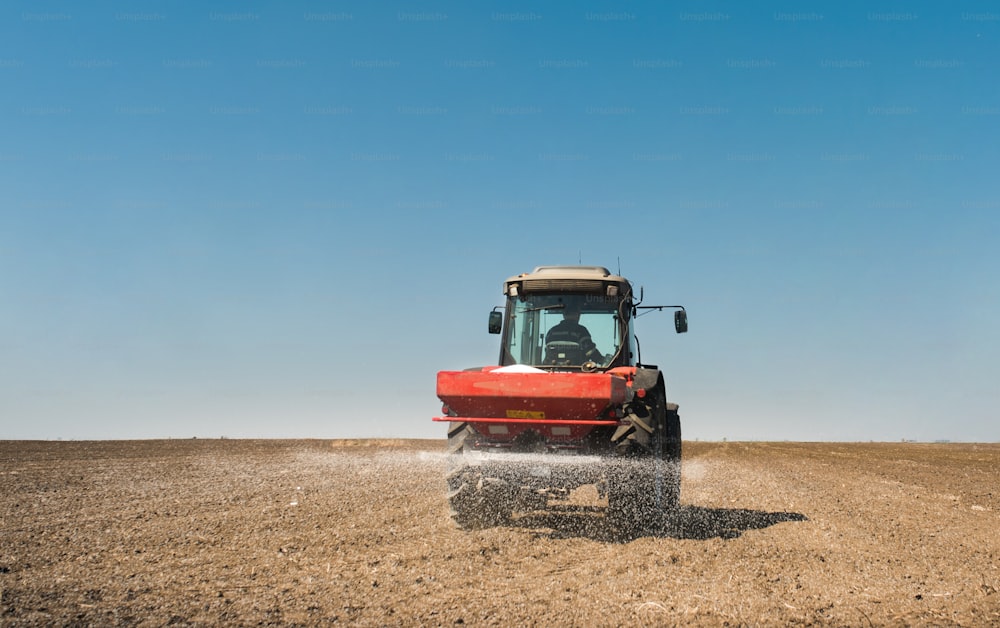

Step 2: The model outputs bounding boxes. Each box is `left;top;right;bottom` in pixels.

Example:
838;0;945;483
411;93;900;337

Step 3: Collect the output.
1;439;998;626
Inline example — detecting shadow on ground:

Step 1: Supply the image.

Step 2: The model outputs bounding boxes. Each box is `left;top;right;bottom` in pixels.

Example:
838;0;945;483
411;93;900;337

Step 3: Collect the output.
510;504;809;543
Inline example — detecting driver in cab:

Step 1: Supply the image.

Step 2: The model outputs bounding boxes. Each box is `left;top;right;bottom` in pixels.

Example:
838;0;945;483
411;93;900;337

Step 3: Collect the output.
545;303;604;365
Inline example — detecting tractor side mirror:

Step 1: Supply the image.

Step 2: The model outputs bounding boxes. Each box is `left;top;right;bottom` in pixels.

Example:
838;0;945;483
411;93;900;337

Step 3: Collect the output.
488;310;502;334
674;310;688;334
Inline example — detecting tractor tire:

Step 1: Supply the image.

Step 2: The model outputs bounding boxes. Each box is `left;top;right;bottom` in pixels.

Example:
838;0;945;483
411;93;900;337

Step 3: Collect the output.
606;382;680;534
664;402;682;506
445;422;513;529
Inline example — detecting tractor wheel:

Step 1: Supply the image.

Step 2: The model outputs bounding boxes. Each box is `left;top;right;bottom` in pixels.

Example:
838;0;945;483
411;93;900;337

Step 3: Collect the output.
606;445;665;535
445;422;513;529
606;384;680;534
664;402;682;507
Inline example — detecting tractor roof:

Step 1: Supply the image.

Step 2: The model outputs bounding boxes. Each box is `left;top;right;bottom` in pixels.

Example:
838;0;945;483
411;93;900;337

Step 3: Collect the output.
503;265;631;296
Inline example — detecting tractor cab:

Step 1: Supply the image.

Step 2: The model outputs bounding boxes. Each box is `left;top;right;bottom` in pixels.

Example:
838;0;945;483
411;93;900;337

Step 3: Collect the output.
491;266;636;372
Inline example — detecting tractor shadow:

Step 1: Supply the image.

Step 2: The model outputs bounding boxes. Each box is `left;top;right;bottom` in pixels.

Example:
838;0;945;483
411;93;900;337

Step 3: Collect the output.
510;504;809;543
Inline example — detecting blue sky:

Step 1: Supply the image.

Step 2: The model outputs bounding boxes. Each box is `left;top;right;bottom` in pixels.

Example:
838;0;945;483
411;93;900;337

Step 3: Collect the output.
2;1;998;441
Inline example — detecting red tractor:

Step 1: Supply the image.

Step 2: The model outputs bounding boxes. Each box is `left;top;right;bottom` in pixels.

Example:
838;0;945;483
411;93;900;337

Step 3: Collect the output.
434;266;688;533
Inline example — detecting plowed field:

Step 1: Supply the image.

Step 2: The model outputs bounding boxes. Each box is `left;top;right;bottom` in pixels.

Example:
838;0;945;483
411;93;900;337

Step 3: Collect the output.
2;439;998;626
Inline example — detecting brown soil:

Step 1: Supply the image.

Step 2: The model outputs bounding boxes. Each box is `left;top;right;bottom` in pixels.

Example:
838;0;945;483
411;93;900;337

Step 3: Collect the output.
2;439;998;626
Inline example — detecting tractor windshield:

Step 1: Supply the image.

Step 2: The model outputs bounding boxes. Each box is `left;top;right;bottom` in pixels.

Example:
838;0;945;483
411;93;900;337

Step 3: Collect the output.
501;294;627;369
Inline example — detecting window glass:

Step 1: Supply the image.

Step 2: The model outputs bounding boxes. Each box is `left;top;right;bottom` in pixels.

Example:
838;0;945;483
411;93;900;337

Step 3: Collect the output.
503;294;623;367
